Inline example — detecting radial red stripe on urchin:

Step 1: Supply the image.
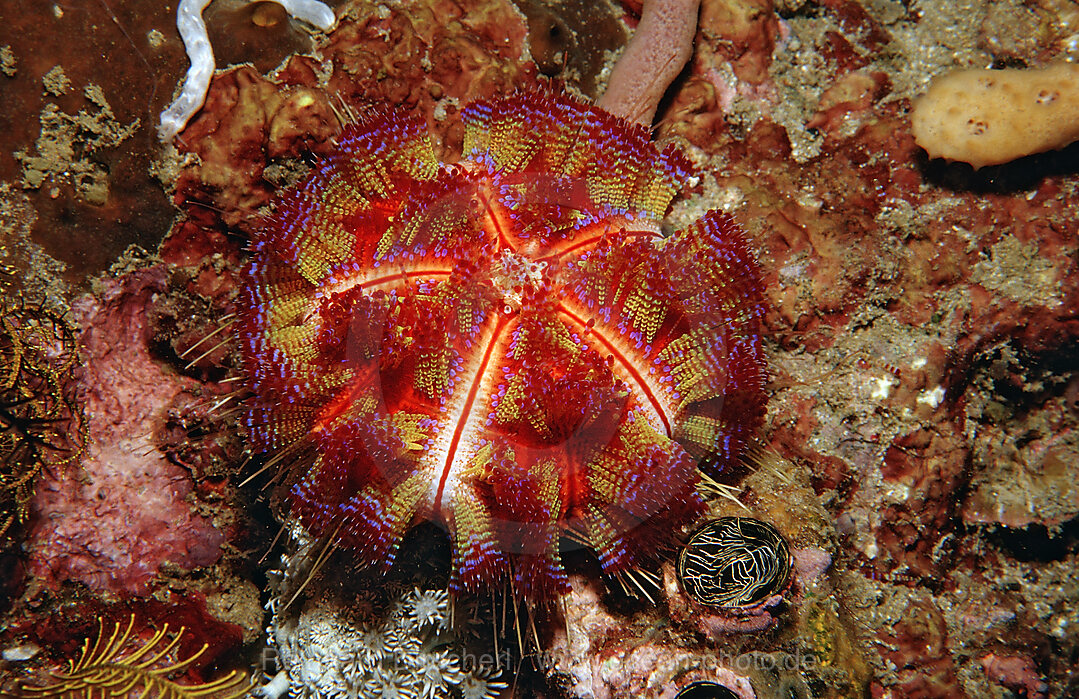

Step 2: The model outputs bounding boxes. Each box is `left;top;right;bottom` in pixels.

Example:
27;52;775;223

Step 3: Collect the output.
238;85;767;604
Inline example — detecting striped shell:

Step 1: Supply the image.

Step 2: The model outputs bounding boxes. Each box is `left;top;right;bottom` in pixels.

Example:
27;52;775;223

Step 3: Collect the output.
677;517;793;609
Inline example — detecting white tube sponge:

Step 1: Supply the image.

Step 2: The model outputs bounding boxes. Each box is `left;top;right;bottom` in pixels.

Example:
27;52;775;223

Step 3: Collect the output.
911;62;1079;169
158;0;213;142
274;0;336;33
157;0;336;142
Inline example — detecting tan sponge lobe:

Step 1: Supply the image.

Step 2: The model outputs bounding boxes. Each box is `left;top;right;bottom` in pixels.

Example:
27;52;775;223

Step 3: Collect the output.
911;62;1079;169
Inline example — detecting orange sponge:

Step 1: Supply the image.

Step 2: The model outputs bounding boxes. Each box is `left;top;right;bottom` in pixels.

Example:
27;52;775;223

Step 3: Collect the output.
911;62;1079;168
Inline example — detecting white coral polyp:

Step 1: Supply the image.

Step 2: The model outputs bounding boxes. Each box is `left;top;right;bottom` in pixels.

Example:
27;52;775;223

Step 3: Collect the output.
410;650;464;698
406;588;450;631
457;675;507;699
157;0;336;141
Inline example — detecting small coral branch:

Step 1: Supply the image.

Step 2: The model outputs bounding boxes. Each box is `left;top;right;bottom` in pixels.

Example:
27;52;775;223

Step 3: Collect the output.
597;0;702;126
158;0;337;142
14;615;251;699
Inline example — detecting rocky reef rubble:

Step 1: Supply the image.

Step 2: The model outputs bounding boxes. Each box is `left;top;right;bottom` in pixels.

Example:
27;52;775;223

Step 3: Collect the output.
0;0;1076;697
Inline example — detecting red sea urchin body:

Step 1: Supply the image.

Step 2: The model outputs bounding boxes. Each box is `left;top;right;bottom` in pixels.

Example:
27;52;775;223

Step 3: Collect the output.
238;86;767;602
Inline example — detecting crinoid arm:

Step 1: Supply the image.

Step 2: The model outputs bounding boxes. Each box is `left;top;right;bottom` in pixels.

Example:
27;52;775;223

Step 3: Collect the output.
14;615;251;699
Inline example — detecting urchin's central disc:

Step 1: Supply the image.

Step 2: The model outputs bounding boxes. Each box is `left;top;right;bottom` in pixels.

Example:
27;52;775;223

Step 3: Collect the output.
487;249;547;312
